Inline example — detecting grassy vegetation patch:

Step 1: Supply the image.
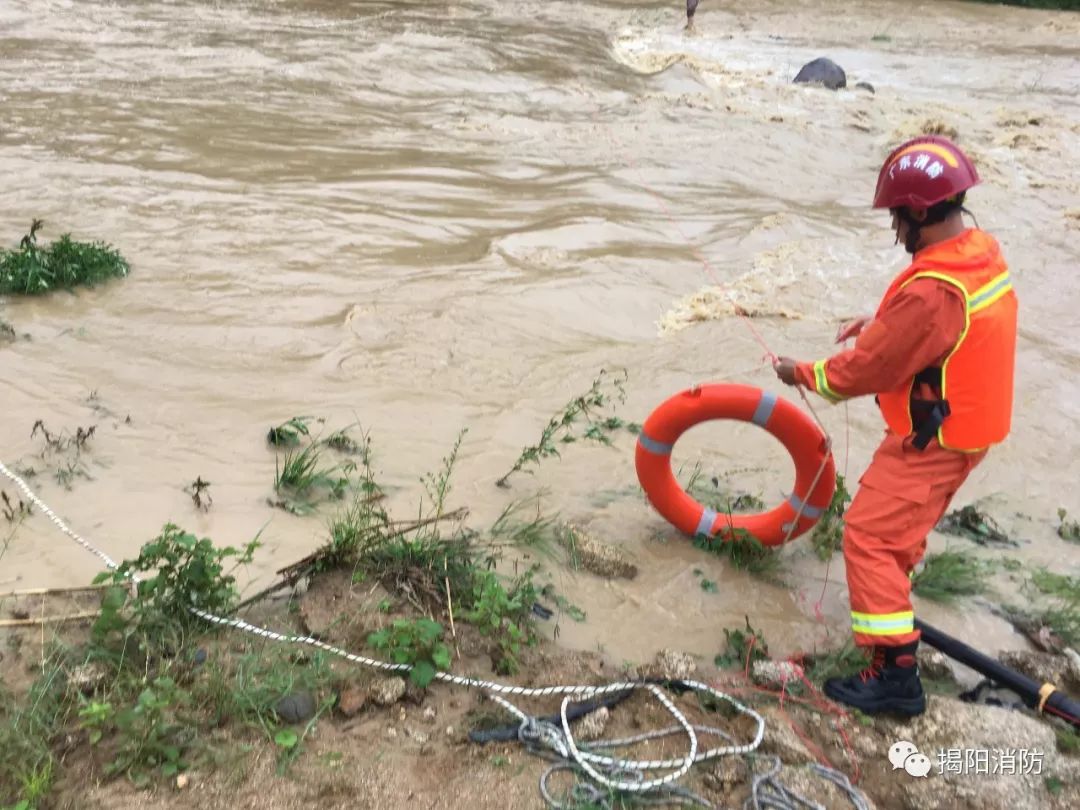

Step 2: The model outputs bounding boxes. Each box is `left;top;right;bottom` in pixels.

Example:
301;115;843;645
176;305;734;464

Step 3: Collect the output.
912;549;993;603
0;220;130;296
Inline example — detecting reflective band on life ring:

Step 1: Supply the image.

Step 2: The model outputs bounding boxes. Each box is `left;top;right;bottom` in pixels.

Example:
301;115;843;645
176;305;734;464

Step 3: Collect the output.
634;384;836;547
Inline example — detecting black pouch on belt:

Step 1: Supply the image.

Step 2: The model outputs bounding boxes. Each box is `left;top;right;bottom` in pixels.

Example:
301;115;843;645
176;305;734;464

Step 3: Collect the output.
910;367;949;451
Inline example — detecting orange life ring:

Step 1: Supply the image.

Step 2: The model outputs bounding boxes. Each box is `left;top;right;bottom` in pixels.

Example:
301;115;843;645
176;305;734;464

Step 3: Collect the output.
635;383;836;547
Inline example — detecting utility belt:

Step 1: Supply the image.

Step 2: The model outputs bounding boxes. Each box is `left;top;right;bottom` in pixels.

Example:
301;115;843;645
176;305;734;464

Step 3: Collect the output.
909;367;950;450
877;367;951;451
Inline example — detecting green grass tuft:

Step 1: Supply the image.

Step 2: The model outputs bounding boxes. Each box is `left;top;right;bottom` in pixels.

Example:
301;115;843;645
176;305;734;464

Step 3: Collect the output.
0;219;130;295
912;549;991;603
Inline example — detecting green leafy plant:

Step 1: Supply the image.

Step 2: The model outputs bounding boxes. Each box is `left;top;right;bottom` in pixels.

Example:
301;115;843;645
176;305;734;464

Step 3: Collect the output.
0;219;130;295
78;698;115;745
464;569;539;675
715;616;769;670
693;527;782;581
810;473;852;560
267;416;320;447
105;676;190;787
1056;726;1080;756
274;729;299;750
91;523;261;660
496;368;632;488
540;584;586;622
421;428;467;522
367;618;452;688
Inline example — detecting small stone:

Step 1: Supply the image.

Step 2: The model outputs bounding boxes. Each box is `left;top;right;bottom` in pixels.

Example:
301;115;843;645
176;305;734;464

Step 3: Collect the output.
69;662;109;695
918;648;955;682
705;756;749;792
371;676;407;707
644;649;697;681
176;774;189;790
759;711;814;764
338;687;367;718
385;726;398;738
751;660;805;690
445;725;456;737
558;523;638;579
275;691;317;724
573;707;609;742
1065;648;1080;686
422;706;437;723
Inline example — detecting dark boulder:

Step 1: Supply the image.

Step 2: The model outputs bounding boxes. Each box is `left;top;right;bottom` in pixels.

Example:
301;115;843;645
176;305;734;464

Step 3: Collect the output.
793;57;847;90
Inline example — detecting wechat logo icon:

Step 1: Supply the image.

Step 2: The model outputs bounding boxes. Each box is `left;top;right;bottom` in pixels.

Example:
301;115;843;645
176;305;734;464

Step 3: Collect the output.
889;740;932;778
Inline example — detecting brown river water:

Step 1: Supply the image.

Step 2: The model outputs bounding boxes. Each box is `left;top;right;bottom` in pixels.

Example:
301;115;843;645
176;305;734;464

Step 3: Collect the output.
1;0;1078;673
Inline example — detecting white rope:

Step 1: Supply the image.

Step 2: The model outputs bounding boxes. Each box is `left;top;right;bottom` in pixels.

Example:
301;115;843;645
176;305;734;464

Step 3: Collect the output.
1;456;875;808
0;457;765;796
0;460;125;573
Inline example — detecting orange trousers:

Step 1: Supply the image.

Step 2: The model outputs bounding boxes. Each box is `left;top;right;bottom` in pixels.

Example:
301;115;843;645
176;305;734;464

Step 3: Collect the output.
842;432;986;647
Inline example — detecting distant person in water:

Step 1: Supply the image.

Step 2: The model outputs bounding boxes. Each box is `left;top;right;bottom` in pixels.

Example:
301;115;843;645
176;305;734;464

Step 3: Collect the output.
686;0;699;29
772;136;1018;717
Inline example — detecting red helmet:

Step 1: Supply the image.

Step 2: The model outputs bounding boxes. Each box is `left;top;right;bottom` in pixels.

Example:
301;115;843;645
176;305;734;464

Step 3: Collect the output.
873;135;980;210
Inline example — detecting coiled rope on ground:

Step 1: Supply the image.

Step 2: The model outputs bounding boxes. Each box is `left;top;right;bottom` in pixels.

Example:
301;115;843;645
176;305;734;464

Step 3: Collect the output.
0;458;871;809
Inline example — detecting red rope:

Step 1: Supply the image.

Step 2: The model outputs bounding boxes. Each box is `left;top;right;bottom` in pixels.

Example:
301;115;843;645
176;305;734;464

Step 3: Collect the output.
723;636;863;784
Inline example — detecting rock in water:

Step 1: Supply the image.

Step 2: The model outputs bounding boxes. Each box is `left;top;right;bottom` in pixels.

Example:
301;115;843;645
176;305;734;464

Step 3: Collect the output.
793;58;847;90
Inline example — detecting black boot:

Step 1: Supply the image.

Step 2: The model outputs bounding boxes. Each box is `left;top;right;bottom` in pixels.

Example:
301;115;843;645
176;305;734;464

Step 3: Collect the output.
824;641;926;717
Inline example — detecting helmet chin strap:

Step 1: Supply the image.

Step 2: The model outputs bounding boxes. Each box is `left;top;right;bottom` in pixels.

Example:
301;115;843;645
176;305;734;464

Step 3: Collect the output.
896;209;924;255
896;197;973;255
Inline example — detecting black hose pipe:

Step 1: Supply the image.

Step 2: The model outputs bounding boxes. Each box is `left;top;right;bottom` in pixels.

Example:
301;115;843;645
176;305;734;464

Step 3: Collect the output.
469;688;636;744
916;619;1080;730
466;679;705;745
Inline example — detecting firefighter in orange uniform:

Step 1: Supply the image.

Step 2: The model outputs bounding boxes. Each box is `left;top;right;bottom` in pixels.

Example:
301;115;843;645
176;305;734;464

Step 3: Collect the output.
773;135;1018;716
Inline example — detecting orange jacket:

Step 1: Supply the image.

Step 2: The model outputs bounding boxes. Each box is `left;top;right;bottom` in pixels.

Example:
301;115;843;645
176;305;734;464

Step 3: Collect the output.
797;229;1017;451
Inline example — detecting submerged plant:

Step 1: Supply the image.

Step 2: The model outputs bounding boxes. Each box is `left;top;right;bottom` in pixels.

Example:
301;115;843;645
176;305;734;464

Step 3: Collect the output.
693;527;783;582
937;503;1016;547
0;219;130;295
1057;509;1080;543
911;549;991;603
714;616;769;670
496;368;633;488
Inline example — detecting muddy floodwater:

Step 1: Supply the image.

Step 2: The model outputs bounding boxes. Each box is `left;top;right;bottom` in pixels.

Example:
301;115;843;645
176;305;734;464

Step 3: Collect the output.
1;0;1079;673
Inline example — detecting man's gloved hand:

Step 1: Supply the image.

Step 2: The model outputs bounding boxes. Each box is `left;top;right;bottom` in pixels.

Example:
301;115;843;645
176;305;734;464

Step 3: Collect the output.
836;315;872;344
773;357;799;386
